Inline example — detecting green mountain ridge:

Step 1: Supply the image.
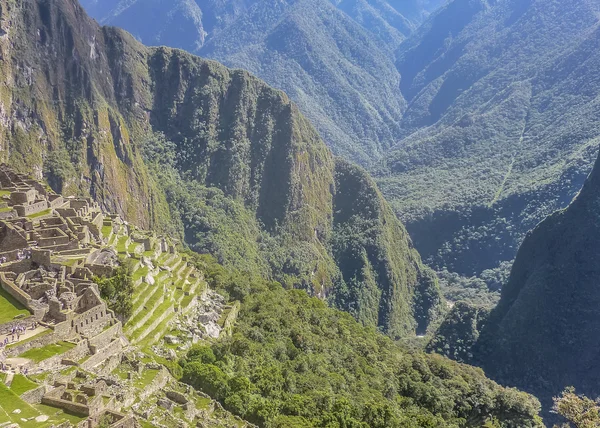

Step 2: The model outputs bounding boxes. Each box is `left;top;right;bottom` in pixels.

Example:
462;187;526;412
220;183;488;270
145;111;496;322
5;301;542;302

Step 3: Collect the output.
81;0;600;290
471;147;600;417
0;0;440;337
79;0;443;165
381;0;600;277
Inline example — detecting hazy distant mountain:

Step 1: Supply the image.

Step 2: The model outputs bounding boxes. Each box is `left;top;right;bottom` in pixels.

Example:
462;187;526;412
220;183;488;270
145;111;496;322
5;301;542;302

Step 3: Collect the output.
378;0;600;277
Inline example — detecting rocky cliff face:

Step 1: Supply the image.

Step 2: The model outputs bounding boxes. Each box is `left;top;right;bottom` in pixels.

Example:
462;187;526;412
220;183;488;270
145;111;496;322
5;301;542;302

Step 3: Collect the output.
475;148;600;411
0;0;440;337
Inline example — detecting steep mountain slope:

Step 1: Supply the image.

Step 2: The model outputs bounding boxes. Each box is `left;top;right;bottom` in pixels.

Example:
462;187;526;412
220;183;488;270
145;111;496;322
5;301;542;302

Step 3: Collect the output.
472;148;600;415
79;0;441;164
0;0;440;337
180;263;544;427
378;0;600;277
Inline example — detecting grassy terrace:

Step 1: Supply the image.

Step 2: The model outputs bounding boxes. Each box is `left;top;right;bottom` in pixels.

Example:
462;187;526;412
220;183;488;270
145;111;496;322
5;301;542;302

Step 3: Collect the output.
101;225;113;239
6;329;51;350
137;311;176;348
0;382;83;427
116;236;129;253
18;341;75;363
0;190;10;197
130;298;173;343
132;266;149;283
10;374;38;395
0;287;30;324
133;369;159;389
126;287;164;331
27;208;52;219
128;242;142;254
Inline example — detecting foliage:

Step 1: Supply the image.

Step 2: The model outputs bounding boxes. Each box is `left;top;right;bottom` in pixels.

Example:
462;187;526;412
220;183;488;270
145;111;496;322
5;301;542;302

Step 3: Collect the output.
437;268;504;308
474;153;600;422
427;301;490;363
552;388;600;428
144;131;442;337
80;0;434;165
95;263;134;319
179;261;542;428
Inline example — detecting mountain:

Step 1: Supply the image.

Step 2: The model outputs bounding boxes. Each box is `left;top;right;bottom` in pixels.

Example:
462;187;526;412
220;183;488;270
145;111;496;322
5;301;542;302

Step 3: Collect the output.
82;0;600;289
0;0;441;337
470;148;600;416
378;0;600;278
79;0;444;165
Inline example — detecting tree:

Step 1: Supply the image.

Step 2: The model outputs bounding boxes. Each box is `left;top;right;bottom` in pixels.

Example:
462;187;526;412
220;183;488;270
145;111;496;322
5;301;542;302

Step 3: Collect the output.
95;263;134;319
553;387;600;428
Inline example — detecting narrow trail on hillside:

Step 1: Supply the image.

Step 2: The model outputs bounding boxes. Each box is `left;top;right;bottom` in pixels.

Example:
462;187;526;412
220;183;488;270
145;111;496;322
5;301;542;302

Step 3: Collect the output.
490;118;528;207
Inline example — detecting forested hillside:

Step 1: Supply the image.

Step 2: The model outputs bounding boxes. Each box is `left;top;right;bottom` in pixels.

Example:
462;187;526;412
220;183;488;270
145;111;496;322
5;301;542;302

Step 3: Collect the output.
179;255;544;428
80;0;443;165
471;150;600;418
380;0;600;277
82;0;600;292
0;0;441;337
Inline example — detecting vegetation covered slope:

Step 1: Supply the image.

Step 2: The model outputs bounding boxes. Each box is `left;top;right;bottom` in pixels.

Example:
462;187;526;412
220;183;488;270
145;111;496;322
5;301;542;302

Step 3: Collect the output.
378;0;600;277
0;0;441;337
472;151;600;414
82;0;600;286
179;259;544;428
80;0;443;164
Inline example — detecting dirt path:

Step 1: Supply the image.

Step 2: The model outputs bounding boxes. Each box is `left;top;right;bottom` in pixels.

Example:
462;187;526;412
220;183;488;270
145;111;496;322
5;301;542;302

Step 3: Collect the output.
0;326;48;348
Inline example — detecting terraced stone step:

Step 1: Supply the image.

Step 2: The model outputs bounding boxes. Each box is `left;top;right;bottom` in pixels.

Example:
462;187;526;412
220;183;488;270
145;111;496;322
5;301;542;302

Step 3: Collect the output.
131;299;175;344
126;287;166;334
137;311;176;348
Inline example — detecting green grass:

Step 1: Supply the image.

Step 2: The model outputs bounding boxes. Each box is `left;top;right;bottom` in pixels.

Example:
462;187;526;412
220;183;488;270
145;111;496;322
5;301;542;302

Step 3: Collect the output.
139;419;156;428
132;266;149;283
133;369;159;388
126;286;163;329
34;403;86;425
60;257;84;267
0;206;13;213
196;396;211;410
128;242;142;254
137;312;175;348
116;236;129;253
0;287;30;324
143;249;156;258
0;190;10;197
27;208;52;219
18;341;75;363
0;382;43;427
101;225;113;239
10;374;39;395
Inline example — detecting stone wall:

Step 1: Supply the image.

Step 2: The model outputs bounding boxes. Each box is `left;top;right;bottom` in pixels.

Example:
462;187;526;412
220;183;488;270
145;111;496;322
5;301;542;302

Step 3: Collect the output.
0;316;35;335
88;323;121;351
82;339;122;371
222;301;240;337
73;304;112;337
0;222;28;251
5;331;57;358
31;249;52;266
21;385;48;404
0;210;15;220
42;396;90;416
132;367;170;405
14;200;48;217
0;273;33;310
49;195;64;208
34;340;89;372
